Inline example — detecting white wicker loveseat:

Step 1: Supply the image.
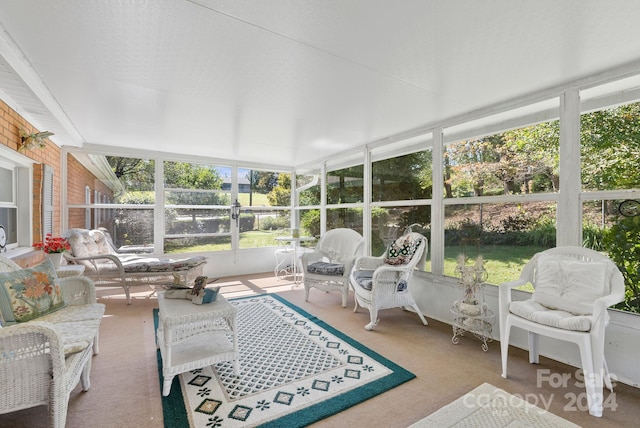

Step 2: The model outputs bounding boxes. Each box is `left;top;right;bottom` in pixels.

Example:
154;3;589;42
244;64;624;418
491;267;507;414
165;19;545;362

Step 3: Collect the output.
0;255;105;428
64;228;207;304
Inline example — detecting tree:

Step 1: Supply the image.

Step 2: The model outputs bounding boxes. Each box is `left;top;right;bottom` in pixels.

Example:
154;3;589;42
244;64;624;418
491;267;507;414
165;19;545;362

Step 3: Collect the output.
107;156;155;194
372;151;432;200
581;103;640;190
502;121;560;192
267;173;291;207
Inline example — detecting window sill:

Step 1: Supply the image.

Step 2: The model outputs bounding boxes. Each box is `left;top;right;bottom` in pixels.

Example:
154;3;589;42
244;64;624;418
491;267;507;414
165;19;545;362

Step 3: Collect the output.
3;248;45;268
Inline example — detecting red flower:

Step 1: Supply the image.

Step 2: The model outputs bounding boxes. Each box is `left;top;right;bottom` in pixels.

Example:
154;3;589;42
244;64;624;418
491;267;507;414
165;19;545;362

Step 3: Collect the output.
33;234;71;254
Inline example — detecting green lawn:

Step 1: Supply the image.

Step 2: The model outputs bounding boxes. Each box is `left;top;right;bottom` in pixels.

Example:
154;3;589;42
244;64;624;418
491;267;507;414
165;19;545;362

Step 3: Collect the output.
169;230;542;290
431;244;548;288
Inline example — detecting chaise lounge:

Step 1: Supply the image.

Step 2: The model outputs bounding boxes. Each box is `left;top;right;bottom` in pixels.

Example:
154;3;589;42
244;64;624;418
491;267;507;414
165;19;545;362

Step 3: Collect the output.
63;228;208;304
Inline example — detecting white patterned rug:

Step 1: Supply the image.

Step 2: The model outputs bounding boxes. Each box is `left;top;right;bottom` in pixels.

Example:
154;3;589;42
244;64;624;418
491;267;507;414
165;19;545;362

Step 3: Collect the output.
156;294;415;428
409;383;580;428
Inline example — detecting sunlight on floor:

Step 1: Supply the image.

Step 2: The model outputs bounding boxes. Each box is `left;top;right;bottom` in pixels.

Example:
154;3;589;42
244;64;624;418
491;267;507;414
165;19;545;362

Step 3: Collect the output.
95;274;302;302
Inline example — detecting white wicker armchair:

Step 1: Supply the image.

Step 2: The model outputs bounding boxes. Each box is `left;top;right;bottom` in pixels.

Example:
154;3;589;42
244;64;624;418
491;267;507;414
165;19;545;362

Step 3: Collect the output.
0;255;104;428
301;228;364;307
350;232;429;330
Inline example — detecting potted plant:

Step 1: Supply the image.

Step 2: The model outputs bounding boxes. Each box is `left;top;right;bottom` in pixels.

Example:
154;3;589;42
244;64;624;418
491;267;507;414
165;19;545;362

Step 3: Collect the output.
33;234;71;269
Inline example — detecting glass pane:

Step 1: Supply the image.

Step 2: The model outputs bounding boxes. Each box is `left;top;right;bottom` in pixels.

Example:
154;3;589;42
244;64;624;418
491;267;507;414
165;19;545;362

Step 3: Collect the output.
238;168;291;207
581;102;640;191
327;208;363;236
67;153;127;205
371;205;431;258
443;202;556;285
372;150;433;202
326;165;364;204
166;208;232;234
107;156;155;196
444;121;559;198
164;161;229;207
68;207;154;252
0;207;17;246
239;209;291;249
164;236;231;253
583;199;640;313
299;208;320;238
371;206;430;270
165;190;230;206
0;166;12;202
296;172;321;206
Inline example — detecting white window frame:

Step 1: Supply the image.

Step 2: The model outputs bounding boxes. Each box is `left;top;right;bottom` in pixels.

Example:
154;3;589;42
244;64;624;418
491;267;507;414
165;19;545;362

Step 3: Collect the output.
0;144;34;255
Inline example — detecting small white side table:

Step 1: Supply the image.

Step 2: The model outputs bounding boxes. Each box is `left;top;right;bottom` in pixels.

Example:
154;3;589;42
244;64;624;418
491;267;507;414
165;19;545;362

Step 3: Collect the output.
56;264;86;278
274;236;315;283
156;292;239;396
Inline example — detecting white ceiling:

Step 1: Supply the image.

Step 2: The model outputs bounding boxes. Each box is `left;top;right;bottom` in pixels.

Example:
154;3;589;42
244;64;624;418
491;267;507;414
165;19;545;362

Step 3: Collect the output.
2;0;640;168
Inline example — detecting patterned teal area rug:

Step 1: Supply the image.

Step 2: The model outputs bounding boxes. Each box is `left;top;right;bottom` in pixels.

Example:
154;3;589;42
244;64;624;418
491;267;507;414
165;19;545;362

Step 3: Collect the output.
155;294;415;427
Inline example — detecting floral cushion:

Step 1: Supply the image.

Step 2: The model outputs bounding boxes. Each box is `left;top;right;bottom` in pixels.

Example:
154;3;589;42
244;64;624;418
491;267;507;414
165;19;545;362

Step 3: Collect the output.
384;235;422;265
120;256;207;273
306;262;345;276
0;259;66;324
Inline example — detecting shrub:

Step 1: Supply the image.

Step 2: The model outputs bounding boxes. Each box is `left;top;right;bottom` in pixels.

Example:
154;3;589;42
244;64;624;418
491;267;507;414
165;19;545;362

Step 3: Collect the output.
300;210;320;237
260;216;290;231
603;215;640;313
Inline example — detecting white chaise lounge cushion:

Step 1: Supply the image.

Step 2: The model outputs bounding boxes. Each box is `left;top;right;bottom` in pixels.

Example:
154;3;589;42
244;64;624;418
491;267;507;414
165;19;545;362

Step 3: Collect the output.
532;255;609;315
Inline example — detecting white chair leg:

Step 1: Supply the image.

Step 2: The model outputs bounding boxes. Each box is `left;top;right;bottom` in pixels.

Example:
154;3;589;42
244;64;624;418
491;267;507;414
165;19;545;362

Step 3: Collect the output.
578;339;602;417
528;331;540;364
501;319;512;379
163;375;175;396
365;307;378;330
304;285;310;302
341;288;348;308
411;303;428;326
93;332;100;355
603;358;614;392
124;284;132;305
52;397;69;428
80;357;92;391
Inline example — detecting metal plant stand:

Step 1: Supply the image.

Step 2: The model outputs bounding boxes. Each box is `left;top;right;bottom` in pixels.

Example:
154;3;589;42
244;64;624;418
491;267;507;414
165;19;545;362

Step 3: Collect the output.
450;254;495;352
451;301;495;352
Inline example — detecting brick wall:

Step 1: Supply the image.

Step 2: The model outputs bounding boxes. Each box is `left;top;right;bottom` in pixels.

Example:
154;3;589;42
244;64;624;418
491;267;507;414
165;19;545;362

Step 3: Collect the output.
0;98;114;243
67;155;114;229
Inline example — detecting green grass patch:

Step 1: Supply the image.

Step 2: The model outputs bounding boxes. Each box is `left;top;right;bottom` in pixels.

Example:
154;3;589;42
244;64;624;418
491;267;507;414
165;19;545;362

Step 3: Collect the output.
425;244;546;290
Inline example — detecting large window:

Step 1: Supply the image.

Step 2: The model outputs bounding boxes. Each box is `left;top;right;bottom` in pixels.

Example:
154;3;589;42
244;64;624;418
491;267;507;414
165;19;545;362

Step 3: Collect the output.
0;145;33;253
296;169;321;238
370;147;433;267
326;164;363;205
164;161;231;253
580;100;640;313
443;202;556;283
237;168;291;249
442;116;560;284
444;122;559;198
67;153;153;251
0;160;18;249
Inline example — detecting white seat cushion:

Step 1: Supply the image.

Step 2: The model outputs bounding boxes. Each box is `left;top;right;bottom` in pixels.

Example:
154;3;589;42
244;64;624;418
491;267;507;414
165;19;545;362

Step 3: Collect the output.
306;261;345;276
509;300;595;332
